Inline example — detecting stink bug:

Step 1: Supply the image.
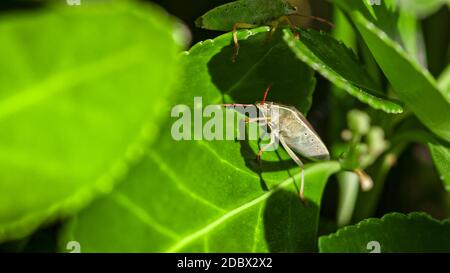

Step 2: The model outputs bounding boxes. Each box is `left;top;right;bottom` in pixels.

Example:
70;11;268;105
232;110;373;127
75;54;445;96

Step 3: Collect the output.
195;0;334;62
224;84;330;201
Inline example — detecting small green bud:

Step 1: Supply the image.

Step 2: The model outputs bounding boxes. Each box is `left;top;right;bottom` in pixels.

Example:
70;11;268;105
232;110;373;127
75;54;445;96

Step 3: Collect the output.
367;126;388;155
347;109;371;135
341;129;353;141
358;143;369;155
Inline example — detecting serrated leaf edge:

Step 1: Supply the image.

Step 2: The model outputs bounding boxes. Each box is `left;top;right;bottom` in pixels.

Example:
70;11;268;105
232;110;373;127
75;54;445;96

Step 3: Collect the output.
282;28;404;114
319;212;450;250
181;26;271;57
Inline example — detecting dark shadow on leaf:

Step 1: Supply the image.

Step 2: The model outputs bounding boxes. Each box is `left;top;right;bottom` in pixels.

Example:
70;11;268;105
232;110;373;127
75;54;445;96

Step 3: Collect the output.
206;29;315;190
263;189;319;252
207;29;314;110
236;127;296;192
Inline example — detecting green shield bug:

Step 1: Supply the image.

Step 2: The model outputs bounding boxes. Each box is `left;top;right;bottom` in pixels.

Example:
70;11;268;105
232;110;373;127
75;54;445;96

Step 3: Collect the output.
195;0;334;62
224;84;330;201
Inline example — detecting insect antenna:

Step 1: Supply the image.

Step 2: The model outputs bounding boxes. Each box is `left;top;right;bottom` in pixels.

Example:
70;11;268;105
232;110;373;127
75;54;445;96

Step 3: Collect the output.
221;103;254;107
261;83;272;106
291;14;335;28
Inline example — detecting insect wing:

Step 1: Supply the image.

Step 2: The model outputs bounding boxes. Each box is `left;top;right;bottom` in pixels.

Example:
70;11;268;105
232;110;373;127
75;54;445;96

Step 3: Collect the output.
277;105;330;161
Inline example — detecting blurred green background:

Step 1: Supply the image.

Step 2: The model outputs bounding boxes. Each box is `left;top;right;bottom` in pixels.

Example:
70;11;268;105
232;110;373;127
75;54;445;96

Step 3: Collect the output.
0;0;449;252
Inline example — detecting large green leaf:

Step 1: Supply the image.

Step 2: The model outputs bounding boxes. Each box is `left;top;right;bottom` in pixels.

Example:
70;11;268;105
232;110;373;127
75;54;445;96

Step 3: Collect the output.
397;0;450;17
59;27;341;252
438;64;450;95
334;0;422;61
428;65;450;191
283;28;403;114
337;0;430;70
0;2;182;242
320;212;450;252
429;142;450;192
340;5;450;142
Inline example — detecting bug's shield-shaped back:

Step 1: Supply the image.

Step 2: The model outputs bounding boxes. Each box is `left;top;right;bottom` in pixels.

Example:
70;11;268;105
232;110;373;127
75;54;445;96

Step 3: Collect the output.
277;105;330;161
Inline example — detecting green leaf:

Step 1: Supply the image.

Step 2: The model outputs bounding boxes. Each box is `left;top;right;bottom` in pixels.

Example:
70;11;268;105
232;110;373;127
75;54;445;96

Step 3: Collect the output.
334;0;415;57
283;28;404;114
320;212;450;252
438;64;450;94
183;27;316;113
433;67;450;186
332;8;357;51
397;0;450;18
335;0;428;67
429;142;450;192
336;172;359;227
0;2;182;242
59;28;341;252
349;11;450;142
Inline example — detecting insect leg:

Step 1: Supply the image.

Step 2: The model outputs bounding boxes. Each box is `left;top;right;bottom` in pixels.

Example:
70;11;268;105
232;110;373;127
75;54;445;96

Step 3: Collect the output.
232;23;257;62
256;131;279;161
278;16;297;31
266;21;280;43
244;117;270;123
278;16;301;39
279;136;306;202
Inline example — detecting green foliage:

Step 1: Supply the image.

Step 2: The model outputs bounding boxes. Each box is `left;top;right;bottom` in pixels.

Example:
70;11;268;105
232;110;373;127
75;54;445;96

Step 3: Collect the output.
438;63;450;102
177;27;316;113
60;161;340;252
336;0;450;142
0;1;182;242
283;28;404;114
397;0;450;17
0;0;449;253
58;28;341;252
355;14;450;141
320;212;450;252
429;143;450;191
195;0;296;31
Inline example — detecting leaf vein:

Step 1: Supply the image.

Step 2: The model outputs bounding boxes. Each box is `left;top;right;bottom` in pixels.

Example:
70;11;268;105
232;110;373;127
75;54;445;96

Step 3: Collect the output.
147;151;225;212
164;172;299;252
0;45;145;120
251;205;264;252
111;192;180;240
196;141;258;179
